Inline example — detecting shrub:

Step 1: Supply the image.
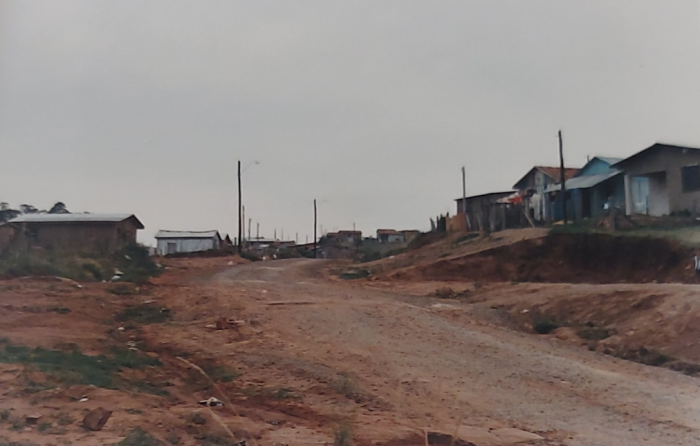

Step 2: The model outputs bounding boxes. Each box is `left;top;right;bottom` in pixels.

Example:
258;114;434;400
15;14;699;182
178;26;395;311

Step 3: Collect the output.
239;251;261;262
434;287;456;299
333;373;358;397
117;427;164;446
532;317;559;334
115;243;160;283
333;423;353;446
116;304;171;325
338;269;370;280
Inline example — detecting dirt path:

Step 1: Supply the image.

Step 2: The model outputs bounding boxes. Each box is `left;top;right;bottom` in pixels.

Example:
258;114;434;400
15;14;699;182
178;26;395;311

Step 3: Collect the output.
212;259;700;446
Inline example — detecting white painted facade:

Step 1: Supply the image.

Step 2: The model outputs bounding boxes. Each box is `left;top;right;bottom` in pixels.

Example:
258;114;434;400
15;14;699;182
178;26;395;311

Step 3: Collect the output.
155;230;221;255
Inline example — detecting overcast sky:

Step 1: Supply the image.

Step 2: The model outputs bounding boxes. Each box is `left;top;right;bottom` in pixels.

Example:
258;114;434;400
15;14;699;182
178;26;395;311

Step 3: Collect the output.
2;1;700;244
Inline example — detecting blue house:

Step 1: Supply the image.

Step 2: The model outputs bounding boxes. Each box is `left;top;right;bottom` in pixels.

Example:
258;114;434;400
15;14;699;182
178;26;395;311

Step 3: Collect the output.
545;157;647;221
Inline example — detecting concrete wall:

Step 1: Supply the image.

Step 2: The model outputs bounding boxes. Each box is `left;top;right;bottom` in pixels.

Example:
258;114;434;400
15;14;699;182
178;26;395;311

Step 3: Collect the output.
156;237;218;255
621;148;700;216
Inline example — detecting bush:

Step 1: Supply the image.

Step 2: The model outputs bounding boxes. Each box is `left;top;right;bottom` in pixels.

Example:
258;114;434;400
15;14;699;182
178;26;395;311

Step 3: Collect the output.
116;304;171;325
532;317;559;334
115;243;160;283
338;269;370;280
434;287;456;299
239;251;261;262
333;423;353;446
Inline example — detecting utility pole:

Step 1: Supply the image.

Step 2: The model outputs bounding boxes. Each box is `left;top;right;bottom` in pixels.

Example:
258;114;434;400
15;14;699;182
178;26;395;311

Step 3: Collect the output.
274;228;277;240
237;161;242;253
248;218;252;241
559;130;568;224
242;206;246;249
256;222;260;240
313;199;318;258
353;222;356;232
281;229;284;241
461;166;469;232
296;232;298;244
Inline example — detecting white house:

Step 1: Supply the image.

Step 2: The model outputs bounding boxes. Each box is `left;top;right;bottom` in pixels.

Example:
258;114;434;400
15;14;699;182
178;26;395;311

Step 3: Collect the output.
155;230;222;255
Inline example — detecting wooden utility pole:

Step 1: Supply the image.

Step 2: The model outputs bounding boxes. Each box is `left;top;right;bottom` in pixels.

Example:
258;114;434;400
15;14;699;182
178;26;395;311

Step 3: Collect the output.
559;130;568;224
461;166;469;232
237;160;242;253
313;199;318;258
248;218;252;241
256;222;260;240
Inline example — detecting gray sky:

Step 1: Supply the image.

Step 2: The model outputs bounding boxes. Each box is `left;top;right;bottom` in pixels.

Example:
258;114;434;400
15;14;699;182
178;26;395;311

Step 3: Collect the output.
2;1;700;244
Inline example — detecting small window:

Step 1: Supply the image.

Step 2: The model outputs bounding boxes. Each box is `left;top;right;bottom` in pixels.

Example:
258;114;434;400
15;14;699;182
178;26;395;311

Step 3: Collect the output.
682;165;700;192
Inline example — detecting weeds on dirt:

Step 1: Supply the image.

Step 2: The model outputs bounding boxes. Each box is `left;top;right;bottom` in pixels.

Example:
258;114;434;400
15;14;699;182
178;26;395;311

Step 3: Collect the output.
117;427;164;446
338;269;371;280
204;365;240;383
189;412;207;425
333;373;358;398
576;323;612;341
239;251;261;262
116;304;171;325
47;306;71;314
532;316;559;334
0;342;160;389
9;420;26;431
333;423;353;446
0;410;9;422
125;408;143;415
109;284;139;296
454;233;479;246
56;412;74;426
0;439;40;446
434;287;456;299
37;421;52;433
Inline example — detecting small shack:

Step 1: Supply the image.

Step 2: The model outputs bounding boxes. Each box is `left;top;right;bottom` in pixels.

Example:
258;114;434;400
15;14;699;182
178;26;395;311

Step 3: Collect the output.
6;213;143;252
155;230;222;255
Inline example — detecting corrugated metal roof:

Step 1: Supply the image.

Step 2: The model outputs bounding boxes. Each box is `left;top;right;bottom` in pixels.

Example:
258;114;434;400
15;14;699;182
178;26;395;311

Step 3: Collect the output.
155;230;220;239
544;171;621;193
594;156;623;165
8;213;137;224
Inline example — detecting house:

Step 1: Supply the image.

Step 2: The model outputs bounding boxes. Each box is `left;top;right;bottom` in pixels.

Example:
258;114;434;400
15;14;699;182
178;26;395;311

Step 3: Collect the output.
222;234;234;248
377;229;404;243
337;230;362;244
454;191;518;232
614;143;700;217
544;157;632;221
155;230;222;255
6;213;143;252
513;166;579;221
400;230;420;242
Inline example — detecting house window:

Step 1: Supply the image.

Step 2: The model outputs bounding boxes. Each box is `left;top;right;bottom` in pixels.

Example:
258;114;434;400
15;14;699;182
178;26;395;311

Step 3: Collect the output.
682;165;700;192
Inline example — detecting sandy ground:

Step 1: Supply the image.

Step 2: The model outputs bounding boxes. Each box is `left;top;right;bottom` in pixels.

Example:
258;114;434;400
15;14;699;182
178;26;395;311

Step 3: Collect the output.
1;256;700;445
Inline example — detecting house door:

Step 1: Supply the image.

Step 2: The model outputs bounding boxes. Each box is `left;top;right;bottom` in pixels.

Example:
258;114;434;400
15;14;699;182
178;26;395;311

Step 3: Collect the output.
581;189;591;219
167;242;177;254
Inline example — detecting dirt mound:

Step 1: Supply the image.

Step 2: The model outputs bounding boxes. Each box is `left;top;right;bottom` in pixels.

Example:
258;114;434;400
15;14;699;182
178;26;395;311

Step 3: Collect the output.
391;233;692;284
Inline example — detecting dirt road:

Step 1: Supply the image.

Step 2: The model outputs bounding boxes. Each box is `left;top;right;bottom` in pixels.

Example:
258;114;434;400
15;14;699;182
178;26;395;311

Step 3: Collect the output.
211;259;700;446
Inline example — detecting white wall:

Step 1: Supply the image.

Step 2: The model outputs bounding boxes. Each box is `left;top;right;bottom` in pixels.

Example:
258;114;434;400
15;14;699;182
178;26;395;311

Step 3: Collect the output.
648;173;670;216
156;237;217;255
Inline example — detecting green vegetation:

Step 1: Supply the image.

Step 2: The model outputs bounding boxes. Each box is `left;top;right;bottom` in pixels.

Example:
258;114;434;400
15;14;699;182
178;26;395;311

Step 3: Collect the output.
189;412;207;425
333;423;353;446
0;242;159;283
338;269;371;280
116;304;171;325
333;373;358;398
576;323;612;341
0;410;9;421
116;427;165;446
0;342;160;389
454;233;479;245
56;412;74;426
204;365;239;383
532;316;559;335
239;251;261;262
37;421;52;433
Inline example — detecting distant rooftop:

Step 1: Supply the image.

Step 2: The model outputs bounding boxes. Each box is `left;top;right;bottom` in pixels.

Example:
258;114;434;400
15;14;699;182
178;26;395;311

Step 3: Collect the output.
155;230;220;239
8;213;143;228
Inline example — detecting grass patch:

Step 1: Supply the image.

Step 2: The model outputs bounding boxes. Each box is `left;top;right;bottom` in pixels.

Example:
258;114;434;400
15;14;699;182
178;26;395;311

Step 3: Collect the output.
333;423;353;446
47;306;71;315
454;233;479;245
56;412;74;426
576;323;612;341
116;304;171;325
10;420;26;431
0;343;160;389
0;410;9;421
532;316;559;335
188;412;207;425
338;269;371;280
117;427;164;446
614;347;671;367
239;251;261;262
433;287;456;299
108;284;139;296
333;373;358;398
204;365;239;383
37;421;52;433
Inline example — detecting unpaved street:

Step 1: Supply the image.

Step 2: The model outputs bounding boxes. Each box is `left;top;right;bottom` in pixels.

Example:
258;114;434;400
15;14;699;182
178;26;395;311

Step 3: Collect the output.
212;259;700;446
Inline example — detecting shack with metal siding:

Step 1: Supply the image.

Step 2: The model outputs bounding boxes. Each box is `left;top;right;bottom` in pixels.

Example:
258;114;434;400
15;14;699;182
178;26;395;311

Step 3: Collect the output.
6;213;143;252
155;230;222;255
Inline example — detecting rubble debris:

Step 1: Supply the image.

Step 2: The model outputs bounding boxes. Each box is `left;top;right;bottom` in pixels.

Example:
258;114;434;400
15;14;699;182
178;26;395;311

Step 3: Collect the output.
82;407;112;431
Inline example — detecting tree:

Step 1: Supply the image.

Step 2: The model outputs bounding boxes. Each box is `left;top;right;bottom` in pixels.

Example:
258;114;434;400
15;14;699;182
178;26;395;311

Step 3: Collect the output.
48;202;70;214
19;204;39;214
